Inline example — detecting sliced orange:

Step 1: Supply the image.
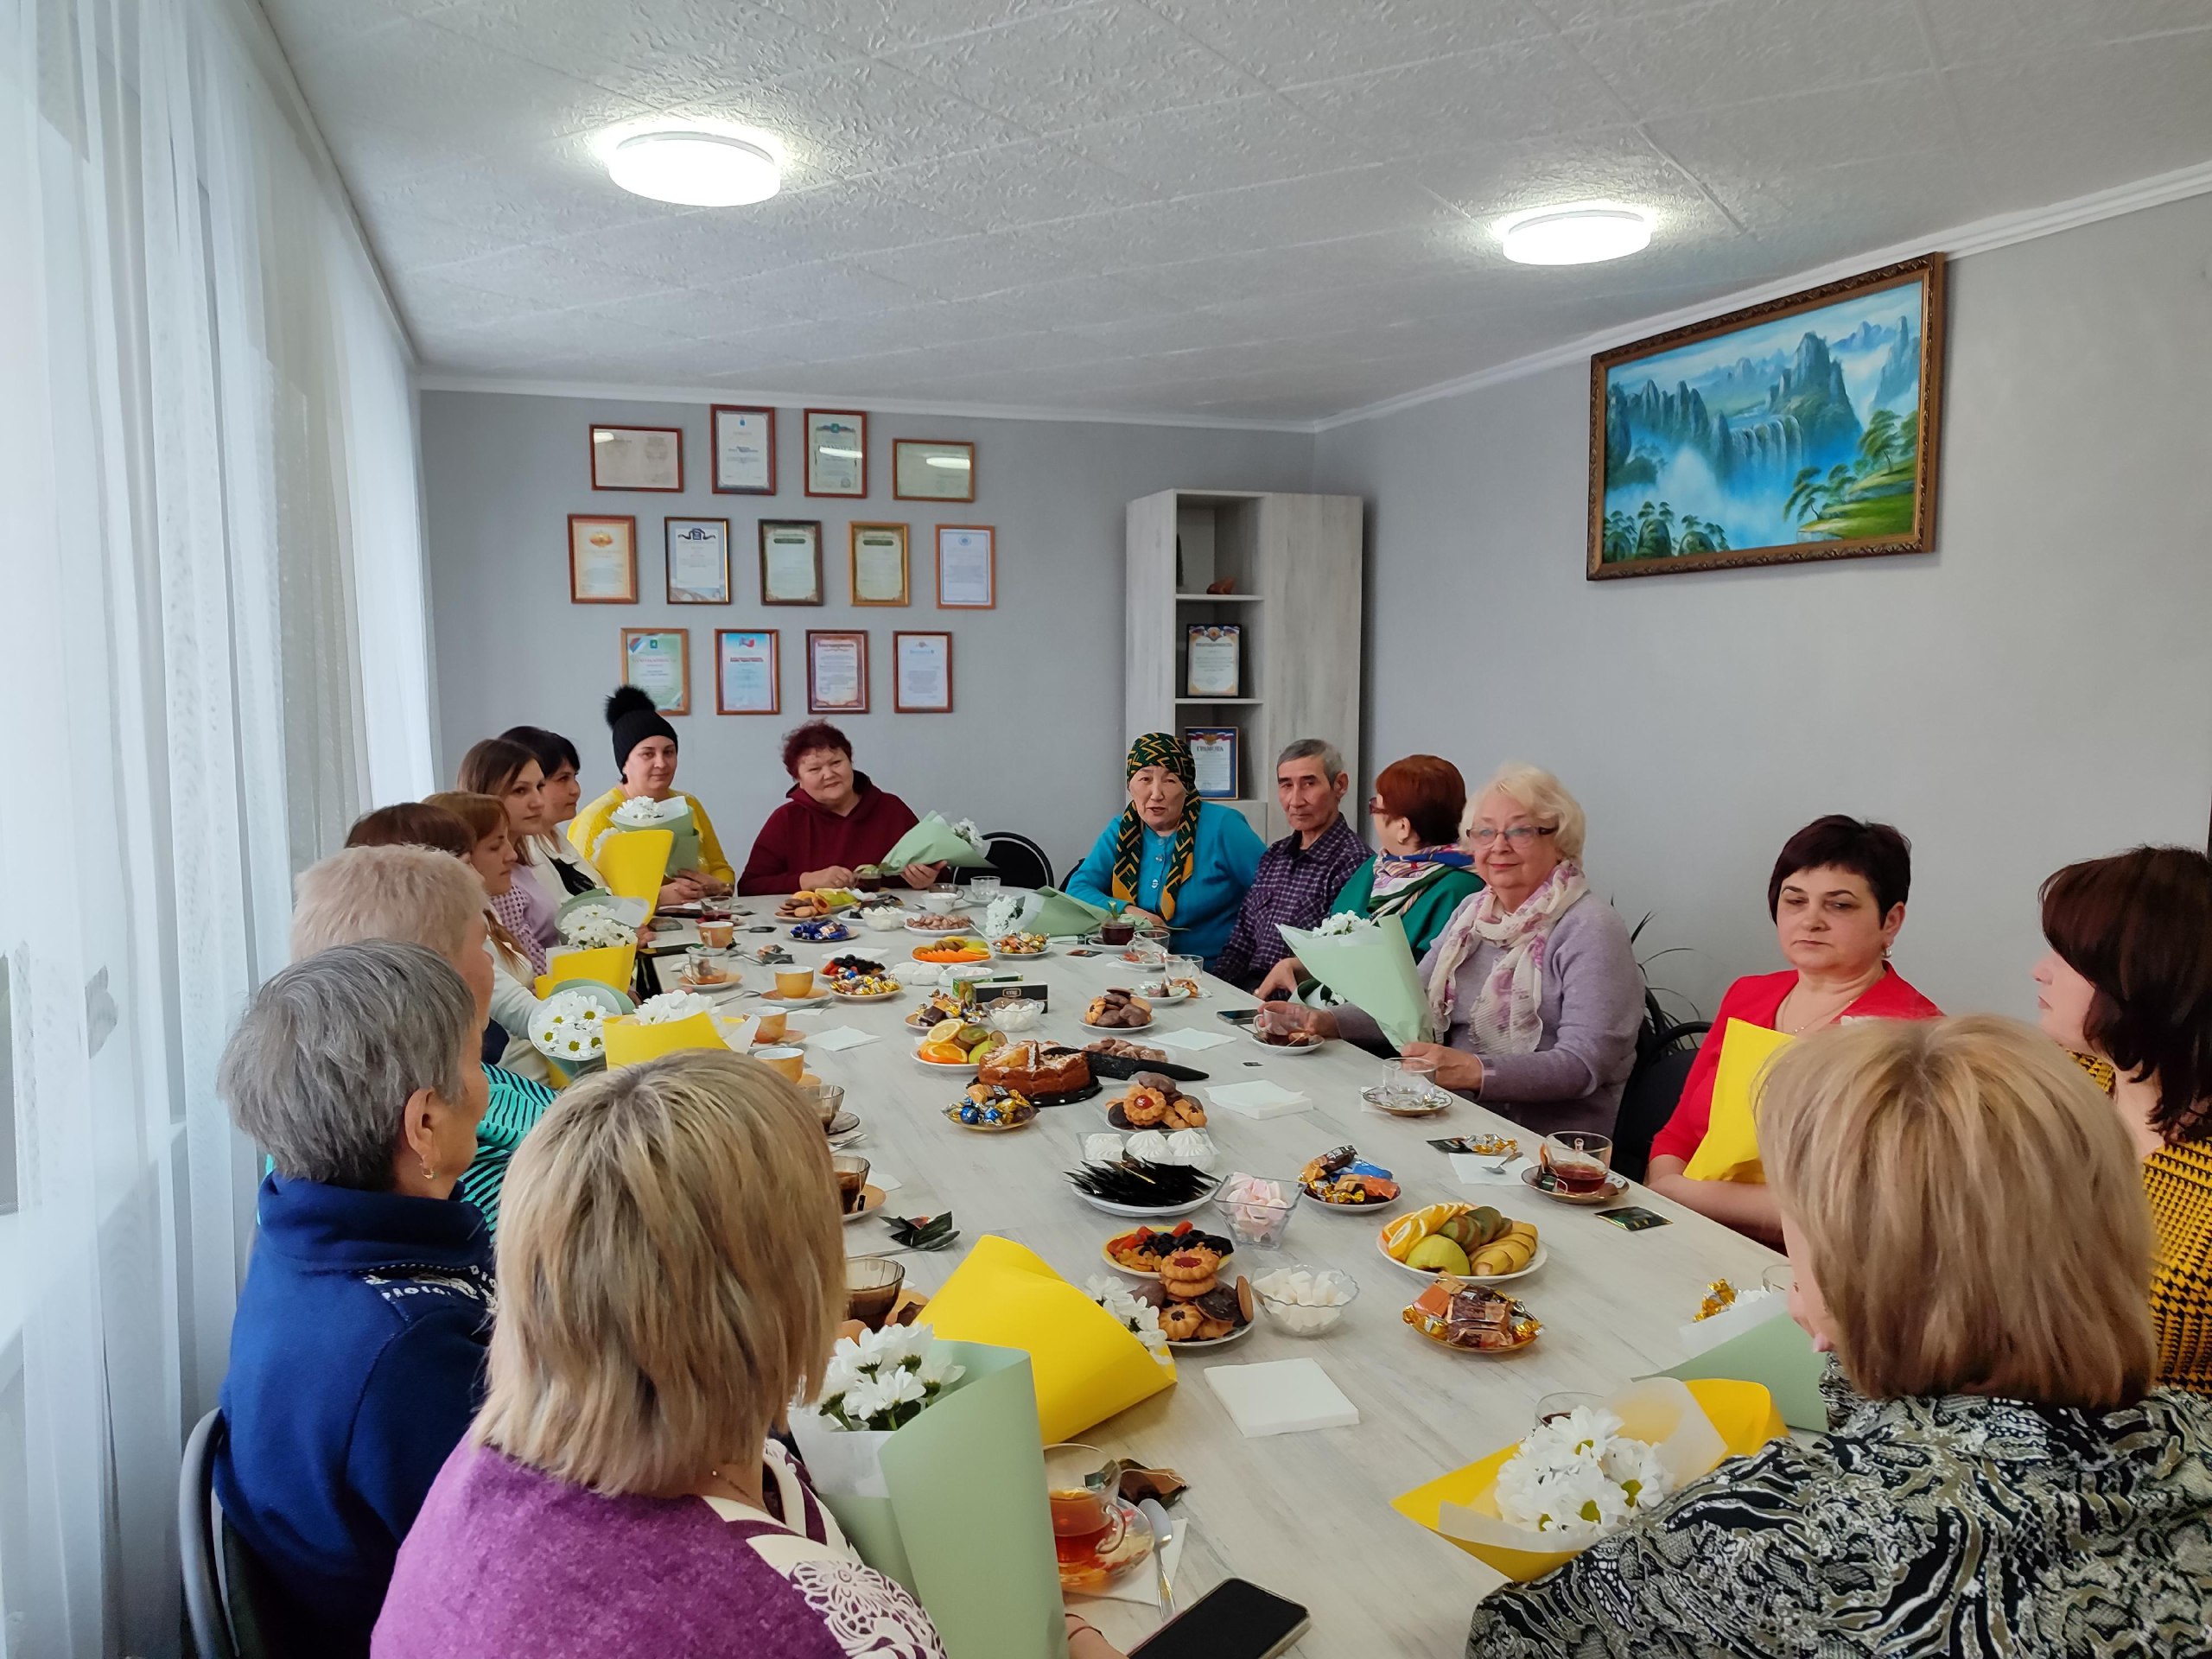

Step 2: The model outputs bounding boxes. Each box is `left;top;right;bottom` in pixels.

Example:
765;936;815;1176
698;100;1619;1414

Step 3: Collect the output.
918;1041;969;1065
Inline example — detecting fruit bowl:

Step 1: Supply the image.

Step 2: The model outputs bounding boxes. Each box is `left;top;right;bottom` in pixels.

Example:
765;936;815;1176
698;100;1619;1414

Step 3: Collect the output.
1378;1204;1544;1283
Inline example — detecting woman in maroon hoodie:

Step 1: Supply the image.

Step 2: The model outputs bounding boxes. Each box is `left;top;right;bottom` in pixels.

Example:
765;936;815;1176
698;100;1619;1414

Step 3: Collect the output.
737;721;941;895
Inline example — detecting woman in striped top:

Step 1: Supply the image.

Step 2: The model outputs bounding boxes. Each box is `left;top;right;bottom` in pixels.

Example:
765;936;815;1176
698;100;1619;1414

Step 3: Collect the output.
2036;845;2212;1394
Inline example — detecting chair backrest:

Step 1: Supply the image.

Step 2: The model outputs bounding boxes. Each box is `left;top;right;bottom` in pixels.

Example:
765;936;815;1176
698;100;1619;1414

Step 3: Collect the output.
180;1409;238;1659
973;831;1053;890
1611;1029;1707;1183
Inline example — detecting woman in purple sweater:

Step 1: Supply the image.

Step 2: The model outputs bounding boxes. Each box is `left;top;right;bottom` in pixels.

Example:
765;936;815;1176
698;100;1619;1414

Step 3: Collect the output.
1261;765;1643;1135
373;1050;1125;1659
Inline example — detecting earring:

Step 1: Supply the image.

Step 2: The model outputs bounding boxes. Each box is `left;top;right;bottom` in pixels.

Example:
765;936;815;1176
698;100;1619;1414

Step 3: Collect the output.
419;1158;438;1183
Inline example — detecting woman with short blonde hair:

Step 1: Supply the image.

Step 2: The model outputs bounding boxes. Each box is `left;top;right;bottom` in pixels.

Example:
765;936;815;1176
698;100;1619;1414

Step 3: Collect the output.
1466;1016;2212;1657
1266;763;1642;1134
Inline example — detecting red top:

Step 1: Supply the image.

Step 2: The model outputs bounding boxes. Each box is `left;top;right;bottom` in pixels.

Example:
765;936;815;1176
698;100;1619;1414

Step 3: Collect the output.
736;774;920;896
1649;968;1942;1167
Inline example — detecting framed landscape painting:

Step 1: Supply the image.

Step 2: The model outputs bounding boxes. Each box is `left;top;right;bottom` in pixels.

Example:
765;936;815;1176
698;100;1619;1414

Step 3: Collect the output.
1588;253;1946;580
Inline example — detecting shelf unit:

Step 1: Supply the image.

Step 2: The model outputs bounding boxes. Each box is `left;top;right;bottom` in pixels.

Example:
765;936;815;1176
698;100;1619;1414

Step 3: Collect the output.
1126;488;1364;841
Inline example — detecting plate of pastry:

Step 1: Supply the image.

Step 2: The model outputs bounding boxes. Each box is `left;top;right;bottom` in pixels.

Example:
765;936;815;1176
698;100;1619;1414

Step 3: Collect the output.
1104;1076;1209;1131
1081;989;1154;1033
1100;1221;1236;1281
978;1040;1097;1103
1249;1026;1326;1056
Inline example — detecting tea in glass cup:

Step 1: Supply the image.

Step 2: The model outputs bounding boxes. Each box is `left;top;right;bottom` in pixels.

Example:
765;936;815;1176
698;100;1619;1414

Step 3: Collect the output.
831;1153;871;1216
1044;1443;1131;1578
845;1257;905;1330
1541;1131;1614;1195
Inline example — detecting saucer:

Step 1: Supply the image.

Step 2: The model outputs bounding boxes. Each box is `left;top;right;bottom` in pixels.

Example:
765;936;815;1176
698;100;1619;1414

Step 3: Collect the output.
1055;1498;1154;1594
1520;1166;1629;1205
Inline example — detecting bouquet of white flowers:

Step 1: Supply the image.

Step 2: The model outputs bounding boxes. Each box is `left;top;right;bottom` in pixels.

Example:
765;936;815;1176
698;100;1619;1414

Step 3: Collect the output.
1492;1404;1676;1544
630;989;718;1027
1085;1276;1171;1365
1315;910;1368;937
610;794;687;828
814;1324;967;1433
530;989;609;1064
558;906;635;950
878;811;992;871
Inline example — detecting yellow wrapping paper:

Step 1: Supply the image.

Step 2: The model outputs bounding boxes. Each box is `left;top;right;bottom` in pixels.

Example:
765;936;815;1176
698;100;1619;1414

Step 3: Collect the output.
602;1010;726;1067
1391;1378;1788;1582
922;1236;1174;1443
534;944;638;998
1681;1019;1796;1184
597;829;674;909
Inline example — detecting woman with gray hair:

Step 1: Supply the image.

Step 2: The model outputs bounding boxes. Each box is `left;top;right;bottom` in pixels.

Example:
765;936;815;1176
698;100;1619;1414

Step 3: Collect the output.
1260;764;1643;1135
212;938;493;1659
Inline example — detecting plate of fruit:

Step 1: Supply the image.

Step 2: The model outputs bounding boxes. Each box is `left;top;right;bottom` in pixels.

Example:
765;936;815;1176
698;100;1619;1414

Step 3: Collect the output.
1298;1145;1401;1208
912;1020;1007;1072
912;938;991;966
944;1083;1037;1132
1101;1220;1236;1280
1378;1203;1544;1282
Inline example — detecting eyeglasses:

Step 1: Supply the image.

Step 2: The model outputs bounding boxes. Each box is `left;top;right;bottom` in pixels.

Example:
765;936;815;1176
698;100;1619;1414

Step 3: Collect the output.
1466;826;1555;845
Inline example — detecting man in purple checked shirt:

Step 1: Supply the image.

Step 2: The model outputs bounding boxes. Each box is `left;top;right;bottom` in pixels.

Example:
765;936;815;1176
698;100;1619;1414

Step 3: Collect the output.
1212;738;1370;990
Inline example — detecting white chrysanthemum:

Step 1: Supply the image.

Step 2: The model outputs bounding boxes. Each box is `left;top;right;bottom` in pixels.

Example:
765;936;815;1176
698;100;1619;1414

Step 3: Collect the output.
915;1350;964;1390
558;907;634;950
530;990;607;1058
611;795;687;827
1494;1405;1670;1544
1316;911;1370;936
632;990;716;1026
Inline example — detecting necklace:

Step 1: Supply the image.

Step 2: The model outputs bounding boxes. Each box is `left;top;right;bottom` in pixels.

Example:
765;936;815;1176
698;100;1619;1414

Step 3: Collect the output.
1778;976;1875;1035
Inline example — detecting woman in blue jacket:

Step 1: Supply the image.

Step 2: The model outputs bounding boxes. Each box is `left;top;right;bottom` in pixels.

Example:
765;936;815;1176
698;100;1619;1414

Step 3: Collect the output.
213;940;493;1659
1067;733;1266;965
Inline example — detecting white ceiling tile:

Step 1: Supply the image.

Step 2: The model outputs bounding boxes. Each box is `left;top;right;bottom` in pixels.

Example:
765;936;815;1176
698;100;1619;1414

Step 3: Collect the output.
861;140;1159;230
751;0;1099;54
402;242;687;311
688;262;929;328
1146;0;1550;89
1409;125;1736;239
1052;306;1270;352
882;0;1267;129
259;0;445;54
1947;35;2212;203
1054;93;1363;194
1568;0;1933;120
846;232;1090;298
359;204;533;271
1125;226;1479;304
1641;74;1959;186
1711;153;1986;252
1918;0;2212;67
356;133;678;247
1281;36;1630;160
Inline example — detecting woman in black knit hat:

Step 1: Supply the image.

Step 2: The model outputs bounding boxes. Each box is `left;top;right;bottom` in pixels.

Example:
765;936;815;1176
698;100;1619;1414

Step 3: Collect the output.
565;687;734;905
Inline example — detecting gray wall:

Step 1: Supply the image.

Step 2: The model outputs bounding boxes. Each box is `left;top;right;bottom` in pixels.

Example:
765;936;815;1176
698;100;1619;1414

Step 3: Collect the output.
1315;193;2212;1023
421;391;1314;877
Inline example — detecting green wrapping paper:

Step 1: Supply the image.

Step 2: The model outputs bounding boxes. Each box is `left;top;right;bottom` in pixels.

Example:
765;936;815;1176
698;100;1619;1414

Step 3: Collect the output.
1023;887;1113;938
880;812;993;870
1277;913;1433;1051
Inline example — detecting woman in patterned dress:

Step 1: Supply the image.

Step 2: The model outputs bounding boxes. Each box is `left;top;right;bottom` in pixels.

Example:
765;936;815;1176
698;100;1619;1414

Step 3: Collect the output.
1466;1015;2212;1658
372;1049;1126;1659
2037;844;2212;1393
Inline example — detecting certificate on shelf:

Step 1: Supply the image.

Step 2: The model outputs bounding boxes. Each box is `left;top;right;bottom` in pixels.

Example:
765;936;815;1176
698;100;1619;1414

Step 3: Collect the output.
569;515;637;603
850;523;910;605
935;524;995;607
622;628;690;715
715;629;779;715
807;630;868;713
805;409;867;497
760;521;823;605
710;404;774;493
664;518;730;603
590;424;683;491
893;631;952;713
1185;728;1239;800
1185;624;1243;698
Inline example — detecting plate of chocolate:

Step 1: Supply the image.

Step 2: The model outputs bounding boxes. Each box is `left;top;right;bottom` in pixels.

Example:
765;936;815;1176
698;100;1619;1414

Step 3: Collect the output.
1298;1145;1402;1209
1121;1268;1255;1347
1401;1276;1541;1354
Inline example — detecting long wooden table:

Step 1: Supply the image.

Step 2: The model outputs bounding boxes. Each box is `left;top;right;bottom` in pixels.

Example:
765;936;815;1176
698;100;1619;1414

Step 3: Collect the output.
650;895;1779;1657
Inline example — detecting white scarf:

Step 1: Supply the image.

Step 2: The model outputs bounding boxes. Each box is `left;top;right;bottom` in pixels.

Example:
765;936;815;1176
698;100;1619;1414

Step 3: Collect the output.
1426;862;1589;1053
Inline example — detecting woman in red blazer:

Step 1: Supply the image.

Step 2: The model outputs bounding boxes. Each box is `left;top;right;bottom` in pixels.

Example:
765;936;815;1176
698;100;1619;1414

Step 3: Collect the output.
1645;816;1940;1243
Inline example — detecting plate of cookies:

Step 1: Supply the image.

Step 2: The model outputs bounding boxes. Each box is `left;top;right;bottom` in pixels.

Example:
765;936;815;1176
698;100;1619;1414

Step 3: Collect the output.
1100;1220;1236;1281
1081;988;1154;1033
1105;1075;1208;1131
1123;1269;1256;1348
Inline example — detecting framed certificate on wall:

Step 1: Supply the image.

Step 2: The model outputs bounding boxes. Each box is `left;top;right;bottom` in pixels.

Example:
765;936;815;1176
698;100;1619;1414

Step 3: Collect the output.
893;439;975;501
806;629;869;714
1185;624;1243;697
569;515;638;603
621;628;690;715
664;518;730;604
760;521;823;606
590;424;683;492
1185;728;1239;799
849;523;910;606
804;409;867;497
893;631;952;713
710;404;775;493
935;524;995;607
715;629;779;715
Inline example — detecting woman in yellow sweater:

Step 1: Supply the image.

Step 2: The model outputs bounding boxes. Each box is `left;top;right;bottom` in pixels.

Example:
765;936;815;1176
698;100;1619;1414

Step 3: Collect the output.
2035;844;2212;1394
569;687;734;906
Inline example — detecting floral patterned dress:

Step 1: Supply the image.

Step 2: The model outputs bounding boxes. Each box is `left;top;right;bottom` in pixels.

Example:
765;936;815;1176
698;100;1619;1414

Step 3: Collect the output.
1465;1368;2212;1658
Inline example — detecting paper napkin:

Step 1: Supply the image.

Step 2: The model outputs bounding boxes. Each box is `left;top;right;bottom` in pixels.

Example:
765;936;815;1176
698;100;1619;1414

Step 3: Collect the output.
1449;1153;1533;1187
1203;1358;1359;1437
809;1027;882;1052
1202;1080;1312;1120
1147;1027;1236;1053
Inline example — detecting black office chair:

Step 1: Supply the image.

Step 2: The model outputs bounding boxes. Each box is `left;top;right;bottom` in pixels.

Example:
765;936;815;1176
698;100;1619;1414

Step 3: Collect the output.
966;831;1053;891
1612;994;1711;1183
180;1409;276;1659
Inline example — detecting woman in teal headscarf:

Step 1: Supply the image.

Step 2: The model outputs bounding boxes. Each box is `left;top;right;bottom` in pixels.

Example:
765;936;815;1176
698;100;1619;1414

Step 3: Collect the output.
1066;734;1267;965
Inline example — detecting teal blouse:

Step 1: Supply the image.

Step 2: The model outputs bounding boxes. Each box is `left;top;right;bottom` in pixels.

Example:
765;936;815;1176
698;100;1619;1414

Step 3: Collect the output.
1066;801;1267;963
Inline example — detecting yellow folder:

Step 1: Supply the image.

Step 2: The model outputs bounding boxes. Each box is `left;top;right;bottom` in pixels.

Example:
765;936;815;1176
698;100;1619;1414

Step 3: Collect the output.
534;943;637;1000
597;829;673;910
602;1011;725;1068
1681;1018;1796;1185
923;1236;1174;1443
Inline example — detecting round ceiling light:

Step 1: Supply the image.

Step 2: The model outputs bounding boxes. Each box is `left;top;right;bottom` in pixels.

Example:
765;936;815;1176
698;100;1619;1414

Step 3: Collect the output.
1498;203;1652;266
607;127;781;207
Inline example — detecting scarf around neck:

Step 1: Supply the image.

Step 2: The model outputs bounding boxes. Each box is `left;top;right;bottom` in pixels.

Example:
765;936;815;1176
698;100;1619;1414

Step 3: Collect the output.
1111;733;1200;920
1369;847;1474;904
1426;861;1589;1052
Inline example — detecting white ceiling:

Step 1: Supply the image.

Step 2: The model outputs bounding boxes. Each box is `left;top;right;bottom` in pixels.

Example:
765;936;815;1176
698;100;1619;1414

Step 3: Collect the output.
264;0;2212;422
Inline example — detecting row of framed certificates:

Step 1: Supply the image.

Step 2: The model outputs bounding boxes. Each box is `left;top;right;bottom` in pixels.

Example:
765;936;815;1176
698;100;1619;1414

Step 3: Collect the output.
619;627;956;716
589;410;975;502
569;517;995;609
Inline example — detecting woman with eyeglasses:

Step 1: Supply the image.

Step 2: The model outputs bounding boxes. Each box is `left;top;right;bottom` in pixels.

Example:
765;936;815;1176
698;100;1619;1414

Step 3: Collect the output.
1643;816;1939;1243
1257;764;1643;1135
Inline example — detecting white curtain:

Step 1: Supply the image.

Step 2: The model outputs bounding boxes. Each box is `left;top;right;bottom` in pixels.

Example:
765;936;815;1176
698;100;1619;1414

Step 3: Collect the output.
0;0;430;1651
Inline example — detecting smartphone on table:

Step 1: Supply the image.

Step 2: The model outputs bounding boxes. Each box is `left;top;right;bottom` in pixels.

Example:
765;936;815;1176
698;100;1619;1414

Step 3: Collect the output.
1129;1579;1310;1659
1217;1007;1259;1027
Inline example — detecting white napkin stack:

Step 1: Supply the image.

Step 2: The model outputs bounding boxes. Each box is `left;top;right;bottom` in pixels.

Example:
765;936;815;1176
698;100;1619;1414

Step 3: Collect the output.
1146;1027;1236;1053
1449;1153;1534;1187
1202;1080;1312;1120
807;1027;881;1052
1204;1358;1360;1436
